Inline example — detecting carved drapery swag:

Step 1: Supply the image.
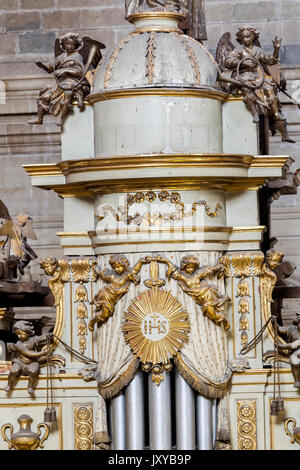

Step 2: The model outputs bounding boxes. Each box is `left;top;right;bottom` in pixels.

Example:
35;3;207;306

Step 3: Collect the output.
94;251;231;447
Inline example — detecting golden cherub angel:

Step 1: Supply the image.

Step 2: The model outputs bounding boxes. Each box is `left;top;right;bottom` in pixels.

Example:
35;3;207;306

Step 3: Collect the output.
155;254;230;330
28;33;105;127
0;200;37;279
89;254;151;331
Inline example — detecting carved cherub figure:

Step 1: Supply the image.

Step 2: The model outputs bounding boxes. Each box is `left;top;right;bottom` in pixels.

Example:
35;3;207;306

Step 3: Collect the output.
125;0;182;16
216;25;295;142
4;321;51;395
155;254;230;330
28;33;104;127
89;255;151;331
275;314;300;388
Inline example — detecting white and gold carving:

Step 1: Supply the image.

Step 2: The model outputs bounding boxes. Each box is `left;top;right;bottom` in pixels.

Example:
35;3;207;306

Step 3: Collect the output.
96;191;222;227
237;401;257;450
146;32;156;84
74;405;94;450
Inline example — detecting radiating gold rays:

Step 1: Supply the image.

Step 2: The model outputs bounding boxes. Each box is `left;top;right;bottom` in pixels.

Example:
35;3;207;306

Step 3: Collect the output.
123;287;190;365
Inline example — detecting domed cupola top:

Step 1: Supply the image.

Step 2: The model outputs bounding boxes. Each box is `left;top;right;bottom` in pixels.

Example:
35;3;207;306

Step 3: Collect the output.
91;10;219;97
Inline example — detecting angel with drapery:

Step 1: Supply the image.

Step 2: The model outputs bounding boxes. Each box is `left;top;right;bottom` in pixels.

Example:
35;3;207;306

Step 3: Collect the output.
28;33;105;127
89;255;151;331
0;200;37;279
216;25;295;143
155;254;230;330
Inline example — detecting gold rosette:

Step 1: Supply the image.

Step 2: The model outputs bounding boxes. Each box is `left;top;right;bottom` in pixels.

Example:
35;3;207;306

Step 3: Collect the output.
122;287;190;366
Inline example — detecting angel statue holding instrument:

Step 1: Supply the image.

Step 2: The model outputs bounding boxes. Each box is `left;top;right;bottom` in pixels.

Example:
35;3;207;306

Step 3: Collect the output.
216;25;295;143
28;33;105;127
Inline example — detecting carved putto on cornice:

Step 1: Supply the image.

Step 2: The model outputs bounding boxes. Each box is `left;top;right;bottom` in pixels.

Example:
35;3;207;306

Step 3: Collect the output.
125;0;187;16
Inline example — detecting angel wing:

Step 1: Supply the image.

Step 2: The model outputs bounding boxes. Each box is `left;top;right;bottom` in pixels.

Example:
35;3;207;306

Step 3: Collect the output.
215;32;235;73
0;200;14;238
79;37;106;71
54;38;63;58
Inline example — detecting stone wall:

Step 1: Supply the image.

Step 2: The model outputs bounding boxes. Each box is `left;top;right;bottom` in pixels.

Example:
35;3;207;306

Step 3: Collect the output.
1;0;300;77
0;0;300;284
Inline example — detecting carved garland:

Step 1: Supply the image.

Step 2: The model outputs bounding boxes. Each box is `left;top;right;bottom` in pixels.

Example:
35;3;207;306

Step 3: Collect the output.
146;32;156;84
96;191;223;226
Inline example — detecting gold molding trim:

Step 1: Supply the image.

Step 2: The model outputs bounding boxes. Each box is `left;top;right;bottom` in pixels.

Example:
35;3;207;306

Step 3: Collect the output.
87;87;227;104
225;95;244;103
127;11;185;23
74;405;94;451
24;154;289;178
237;400;257;450
132;26;183;34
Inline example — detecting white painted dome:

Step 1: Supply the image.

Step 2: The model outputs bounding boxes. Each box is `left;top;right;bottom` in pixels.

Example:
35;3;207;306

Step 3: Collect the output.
91;12;219;94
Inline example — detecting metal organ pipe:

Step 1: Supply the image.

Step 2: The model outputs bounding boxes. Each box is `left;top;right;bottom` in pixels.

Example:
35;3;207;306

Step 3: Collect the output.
196;395;213;450
175;370;196;450
110;391;126;450
125;371;145;450
148;372;172;450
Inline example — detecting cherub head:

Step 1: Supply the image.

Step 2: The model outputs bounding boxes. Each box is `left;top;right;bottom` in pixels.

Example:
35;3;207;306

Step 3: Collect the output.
180;255;199;275
266;250;284;272
12;320;35;341
40;256;59;277
59;33;83;54
109;255;129;275
236;25;259;47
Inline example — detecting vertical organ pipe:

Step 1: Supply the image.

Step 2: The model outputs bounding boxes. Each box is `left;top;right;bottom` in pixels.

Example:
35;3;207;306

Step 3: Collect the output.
175;370;196;450
212;399;218;444
148;372;172;450
110;391;126;450
196;395;213;450
125;371;145;450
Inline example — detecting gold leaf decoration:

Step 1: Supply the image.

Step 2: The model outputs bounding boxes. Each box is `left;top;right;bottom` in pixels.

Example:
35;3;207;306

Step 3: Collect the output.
232;255;252;278
238;298;249;314
123;287;190;366
237;279;250;297
77;302;88;319
74;405;93;451
75;284;88;302
78;320;87;336
237;401;257;450
252;253;265;276
71;259;91;283
58;259;71;282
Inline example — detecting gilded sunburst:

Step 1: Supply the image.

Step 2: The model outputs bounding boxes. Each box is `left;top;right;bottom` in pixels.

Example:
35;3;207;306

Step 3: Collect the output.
122;287;190;366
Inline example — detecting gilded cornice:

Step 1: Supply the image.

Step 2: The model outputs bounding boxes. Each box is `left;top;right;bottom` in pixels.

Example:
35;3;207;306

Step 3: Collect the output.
87;88;227;104
23;154;290;197
127;11;185;23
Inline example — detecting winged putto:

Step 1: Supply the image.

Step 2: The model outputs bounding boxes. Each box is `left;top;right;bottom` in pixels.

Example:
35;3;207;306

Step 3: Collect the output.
28;33;105;127
216;25;295;143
